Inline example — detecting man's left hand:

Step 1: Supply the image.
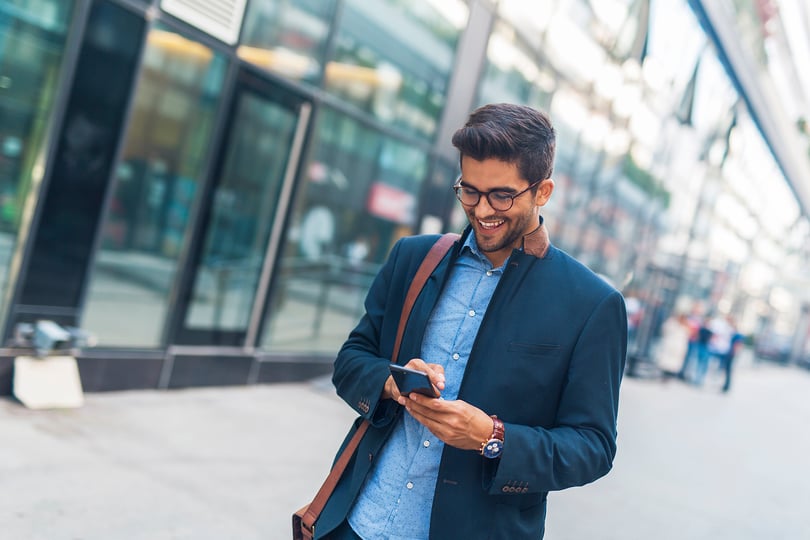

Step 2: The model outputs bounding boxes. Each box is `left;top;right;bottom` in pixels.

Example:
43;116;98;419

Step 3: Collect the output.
398;393;494;451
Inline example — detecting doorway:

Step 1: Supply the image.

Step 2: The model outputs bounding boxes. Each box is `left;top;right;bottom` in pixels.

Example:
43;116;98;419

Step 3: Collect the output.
172;69;311;347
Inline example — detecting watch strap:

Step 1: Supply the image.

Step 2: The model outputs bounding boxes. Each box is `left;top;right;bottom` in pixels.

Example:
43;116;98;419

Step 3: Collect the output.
480;415;505;457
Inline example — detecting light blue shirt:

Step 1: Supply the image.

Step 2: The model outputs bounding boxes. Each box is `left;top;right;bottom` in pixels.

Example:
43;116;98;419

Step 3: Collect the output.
348;234;504;539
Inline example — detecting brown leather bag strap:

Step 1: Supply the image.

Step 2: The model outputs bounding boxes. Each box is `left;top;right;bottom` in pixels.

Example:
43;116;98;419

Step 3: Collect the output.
300;232;458;537
392;232;459;365
300;420;369;536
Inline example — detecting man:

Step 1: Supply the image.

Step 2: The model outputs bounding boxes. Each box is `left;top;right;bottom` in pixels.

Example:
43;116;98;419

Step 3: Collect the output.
319;103;628;539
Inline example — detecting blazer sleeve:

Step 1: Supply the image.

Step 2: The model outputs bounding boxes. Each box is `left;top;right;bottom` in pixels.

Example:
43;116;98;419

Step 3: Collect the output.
483;289;628;493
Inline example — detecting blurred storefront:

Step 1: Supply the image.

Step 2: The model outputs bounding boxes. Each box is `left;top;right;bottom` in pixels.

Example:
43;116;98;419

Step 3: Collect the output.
1;0;808;393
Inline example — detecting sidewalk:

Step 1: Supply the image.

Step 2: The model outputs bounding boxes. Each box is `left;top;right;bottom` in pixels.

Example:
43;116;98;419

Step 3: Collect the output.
0;376;355;540
2;359;810;539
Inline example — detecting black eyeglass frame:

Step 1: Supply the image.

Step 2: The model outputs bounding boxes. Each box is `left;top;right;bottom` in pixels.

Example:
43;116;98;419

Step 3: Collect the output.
453;177;543;211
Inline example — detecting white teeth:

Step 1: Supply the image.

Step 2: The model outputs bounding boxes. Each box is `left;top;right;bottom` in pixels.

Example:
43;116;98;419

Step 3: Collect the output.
478;220;503;230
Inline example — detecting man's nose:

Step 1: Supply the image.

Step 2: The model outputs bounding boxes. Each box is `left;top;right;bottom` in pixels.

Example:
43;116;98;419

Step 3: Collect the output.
474;194;496;214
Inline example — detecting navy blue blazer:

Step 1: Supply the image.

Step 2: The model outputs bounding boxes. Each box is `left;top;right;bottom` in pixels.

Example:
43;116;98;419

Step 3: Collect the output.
319;223;627;539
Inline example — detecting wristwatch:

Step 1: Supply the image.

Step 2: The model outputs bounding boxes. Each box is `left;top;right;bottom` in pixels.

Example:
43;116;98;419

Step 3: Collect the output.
479;415;505;459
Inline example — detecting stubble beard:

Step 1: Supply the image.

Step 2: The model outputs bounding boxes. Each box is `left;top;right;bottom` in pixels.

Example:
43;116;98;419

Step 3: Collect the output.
469;210;535;256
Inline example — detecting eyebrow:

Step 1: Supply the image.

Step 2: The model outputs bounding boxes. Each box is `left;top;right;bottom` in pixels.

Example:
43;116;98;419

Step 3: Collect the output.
458;180;518;193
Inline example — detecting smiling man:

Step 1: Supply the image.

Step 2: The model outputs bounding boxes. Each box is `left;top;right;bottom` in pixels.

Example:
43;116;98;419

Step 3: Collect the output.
318;103;628;539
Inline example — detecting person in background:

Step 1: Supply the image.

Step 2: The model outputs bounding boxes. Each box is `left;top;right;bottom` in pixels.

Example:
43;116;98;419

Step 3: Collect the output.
677;309;703;381
692;316;715;386
720;318;745;393
316;103;628;539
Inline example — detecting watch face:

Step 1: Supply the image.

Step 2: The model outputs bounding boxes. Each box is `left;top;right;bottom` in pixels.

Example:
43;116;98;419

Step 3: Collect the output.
482;439;503;459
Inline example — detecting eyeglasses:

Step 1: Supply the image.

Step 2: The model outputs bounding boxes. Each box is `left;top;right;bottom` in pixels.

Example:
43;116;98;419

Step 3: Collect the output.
453;178;542;211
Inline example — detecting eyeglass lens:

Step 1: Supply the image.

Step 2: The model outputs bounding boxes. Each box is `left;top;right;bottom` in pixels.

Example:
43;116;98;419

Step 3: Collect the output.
454;180;540;211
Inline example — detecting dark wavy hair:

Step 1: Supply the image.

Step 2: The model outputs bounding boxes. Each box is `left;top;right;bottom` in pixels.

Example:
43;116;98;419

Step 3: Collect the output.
451;103;556;182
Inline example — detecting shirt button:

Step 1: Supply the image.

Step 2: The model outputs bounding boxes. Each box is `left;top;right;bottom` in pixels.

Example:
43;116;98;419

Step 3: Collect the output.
468;310;475;317
486;270;493;276
423;440;430;448
406;482;414;490
452;353;460;360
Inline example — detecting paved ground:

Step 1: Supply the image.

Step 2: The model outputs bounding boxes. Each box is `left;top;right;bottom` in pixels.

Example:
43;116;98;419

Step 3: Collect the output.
1;354;810;539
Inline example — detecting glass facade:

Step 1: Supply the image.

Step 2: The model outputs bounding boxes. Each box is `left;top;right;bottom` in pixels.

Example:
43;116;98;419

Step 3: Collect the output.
83;24;226;347
2;0;808;390
16;0;144;314
0;0;75;324
184;89;299;339
474;0;807;354
239;0;338;84
261;105;429;353
326;0;468;140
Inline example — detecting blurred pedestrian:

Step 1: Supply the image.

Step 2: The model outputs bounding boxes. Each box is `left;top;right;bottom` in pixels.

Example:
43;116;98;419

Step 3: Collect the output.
720;320;745;393
692;318;714;386
677;310;703;381
657;312;689;375
693;313;740;388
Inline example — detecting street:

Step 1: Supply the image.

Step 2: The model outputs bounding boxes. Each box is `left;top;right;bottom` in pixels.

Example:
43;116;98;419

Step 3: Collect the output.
1;354;809;539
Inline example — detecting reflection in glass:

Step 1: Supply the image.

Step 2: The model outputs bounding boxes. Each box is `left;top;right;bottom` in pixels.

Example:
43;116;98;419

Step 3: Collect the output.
185;94;297;334
238;0;337;83
327;0;468;140
497;0;555;50
261;106;428;353
478;19;555;110
0;0;74;323
82;27;226;346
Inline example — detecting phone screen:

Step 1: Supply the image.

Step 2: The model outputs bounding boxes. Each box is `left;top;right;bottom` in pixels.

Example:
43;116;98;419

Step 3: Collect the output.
389;364;439;397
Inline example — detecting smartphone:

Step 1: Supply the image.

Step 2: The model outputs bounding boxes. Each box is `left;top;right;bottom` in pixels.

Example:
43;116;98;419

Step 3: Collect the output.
389;364;439;398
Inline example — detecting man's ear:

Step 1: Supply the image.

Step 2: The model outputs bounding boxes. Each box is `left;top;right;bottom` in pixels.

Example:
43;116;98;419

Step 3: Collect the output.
534;178;554;206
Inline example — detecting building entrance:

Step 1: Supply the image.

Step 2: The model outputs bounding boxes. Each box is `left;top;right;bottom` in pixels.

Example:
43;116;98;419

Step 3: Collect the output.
170;69;311;348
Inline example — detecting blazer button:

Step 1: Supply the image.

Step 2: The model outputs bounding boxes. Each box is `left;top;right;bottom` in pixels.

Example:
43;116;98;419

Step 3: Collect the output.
501;486;510;493
521;487;528;494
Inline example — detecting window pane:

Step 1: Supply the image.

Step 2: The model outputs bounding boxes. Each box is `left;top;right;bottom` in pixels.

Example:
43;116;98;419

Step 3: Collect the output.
327;0;468;140
0;1;74;321
261;106;428;353
184;93;298;332
478;19;555;110
82;25;227;347
238;0;337;84
20;0;145;309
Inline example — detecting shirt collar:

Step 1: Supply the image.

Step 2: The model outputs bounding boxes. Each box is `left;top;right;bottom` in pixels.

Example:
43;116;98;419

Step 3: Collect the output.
460;233;501;269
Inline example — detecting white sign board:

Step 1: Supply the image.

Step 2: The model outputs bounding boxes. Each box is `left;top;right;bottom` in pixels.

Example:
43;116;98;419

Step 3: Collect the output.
161;0;248;45
13;356;84;409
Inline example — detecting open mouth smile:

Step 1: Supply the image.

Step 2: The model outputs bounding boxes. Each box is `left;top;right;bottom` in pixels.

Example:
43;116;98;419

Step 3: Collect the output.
478;219;505;231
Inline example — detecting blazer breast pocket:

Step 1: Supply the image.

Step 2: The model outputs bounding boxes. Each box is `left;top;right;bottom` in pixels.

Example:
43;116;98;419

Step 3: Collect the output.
507;341;560;357
496;343;565;419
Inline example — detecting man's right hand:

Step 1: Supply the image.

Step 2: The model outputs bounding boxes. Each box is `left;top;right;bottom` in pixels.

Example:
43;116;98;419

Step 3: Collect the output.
381;358;445;400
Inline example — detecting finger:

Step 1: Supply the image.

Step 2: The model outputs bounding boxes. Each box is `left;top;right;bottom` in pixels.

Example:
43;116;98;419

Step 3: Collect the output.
383;376;401;400
403;401;441;430
424;364;446;390
404;393;448;420
401;359;443;395
404;358;428;371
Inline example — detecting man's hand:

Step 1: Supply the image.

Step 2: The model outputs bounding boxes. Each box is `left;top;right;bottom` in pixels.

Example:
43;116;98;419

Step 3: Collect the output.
381;358;445;401
398;392;494;452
